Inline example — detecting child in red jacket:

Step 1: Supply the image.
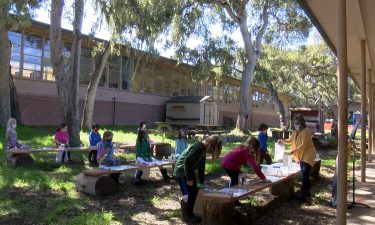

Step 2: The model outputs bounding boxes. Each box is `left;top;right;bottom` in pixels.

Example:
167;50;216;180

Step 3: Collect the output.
221;136;268;187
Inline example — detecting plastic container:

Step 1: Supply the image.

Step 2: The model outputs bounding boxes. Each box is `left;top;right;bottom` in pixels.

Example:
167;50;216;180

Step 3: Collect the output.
274;143;285;161
283;154;292;166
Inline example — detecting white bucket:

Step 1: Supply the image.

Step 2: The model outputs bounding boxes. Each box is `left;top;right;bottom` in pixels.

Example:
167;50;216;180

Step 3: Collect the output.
274;143;285;161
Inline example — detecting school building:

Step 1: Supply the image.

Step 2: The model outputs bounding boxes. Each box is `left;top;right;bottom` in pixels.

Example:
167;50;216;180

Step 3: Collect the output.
8;20;289;128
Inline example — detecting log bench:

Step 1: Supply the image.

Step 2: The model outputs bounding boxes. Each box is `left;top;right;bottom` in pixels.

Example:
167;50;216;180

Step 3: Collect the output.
76;160;175;196
5;147;96;167
199;165;301;225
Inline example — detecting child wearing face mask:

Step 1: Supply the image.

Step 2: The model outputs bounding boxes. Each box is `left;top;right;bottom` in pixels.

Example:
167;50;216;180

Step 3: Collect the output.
88;123;101;166
278;114;316;201
97;130;120;183
55;122;71;163
5;118;29;150
175;130;188;159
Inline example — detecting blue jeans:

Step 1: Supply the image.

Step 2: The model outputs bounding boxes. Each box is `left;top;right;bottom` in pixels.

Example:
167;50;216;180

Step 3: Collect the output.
177;177;189;195
300;161;312;197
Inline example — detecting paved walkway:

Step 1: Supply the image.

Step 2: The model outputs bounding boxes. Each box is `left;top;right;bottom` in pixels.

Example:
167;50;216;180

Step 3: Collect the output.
347;162;375;225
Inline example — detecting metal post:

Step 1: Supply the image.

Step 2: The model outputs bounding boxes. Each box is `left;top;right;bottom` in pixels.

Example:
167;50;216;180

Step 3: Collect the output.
367;70;373;163
336;0;348;223
360;40;366;182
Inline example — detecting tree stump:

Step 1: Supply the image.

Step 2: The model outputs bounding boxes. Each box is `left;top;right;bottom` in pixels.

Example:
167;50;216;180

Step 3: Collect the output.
270;177;294;198
202;200;235;225
193;189;204;216
153;143;171;159
7;154;34;167
76;173;118;196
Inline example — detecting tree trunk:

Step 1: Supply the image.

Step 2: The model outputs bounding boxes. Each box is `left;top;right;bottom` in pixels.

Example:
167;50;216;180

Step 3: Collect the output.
236;62;255;130
267;82;286;129
0;10;12;126
66;0;84;146
50;0;84;147
81;42;111;131
9;71;22;123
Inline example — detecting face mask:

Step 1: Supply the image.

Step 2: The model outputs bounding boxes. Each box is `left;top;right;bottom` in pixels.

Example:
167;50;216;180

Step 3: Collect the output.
143;124;146;128
294;125;300;130
12;124;17;129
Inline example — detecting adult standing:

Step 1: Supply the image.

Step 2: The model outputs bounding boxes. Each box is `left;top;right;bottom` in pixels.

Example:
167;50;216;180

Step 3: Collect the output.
279;114;316;201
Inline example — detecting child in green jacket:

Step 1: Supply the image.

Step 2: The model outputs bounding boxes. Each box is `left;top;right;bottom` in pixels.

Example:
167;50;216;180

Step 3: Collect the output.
135;130;170;184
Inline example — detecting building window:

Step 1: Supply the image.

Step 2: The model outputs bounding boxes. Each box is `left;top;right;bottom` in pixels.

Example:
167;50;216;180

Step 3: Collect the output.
172;105;186;111
143;63;154;93
154;66;164;95
23;34;42;79
108;55;120;88
42;39;55;81
164;69;172;96
172;72;180;96
8;32;22;76
131;59;144;92
121;56;131;90
80;47;94;85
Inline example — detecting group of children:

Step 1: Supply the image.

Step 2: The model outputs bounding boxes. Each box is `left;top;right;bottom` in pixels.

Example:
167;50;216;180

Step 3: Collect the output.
5;117;276;223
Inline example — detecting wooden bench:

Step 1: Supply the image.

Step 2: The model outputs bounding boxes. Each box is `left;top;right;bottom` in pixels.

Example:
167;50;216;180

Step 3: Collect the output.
198;165;301;225
118;142;172;159
5;146;96;167
76;160;176;196
154;122;172;131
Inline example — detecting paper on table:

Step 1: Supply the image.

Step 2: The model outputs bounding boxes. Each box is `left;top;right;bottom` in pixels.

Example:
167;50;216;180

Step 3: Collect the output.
266;176;281;183
217;188;250;197
99;165;138;171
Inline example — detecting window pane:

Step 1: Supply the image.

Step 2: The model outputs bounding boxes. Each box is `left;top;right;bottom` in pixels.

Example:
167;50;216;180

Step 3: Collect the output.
172;72;180;96
164;70;172;96
80;47;94;85
108;55;120;88
131;59;144;91
143;63;154;93
154;67;164;95
121;56;132;90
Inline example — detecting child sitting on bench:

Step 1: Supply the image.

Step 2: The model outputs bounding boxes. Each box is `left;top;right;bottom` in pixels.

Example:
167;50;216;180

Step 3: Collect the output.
5;118;29;150
97;130;120;183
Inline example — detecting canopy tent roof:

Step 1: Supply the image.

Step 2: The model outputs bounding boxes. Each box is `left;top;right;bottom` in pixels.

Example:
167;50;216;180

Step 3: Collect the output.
300;0;375;91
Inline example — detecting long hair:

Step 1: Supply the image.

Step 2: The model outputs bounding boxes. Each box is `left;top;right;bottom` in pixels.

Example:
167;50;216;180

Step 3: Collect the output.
55;122;67;133
243;136;261;162
138;121;146;130
177;129;187;141
102;130;113;140
6;118;17;139
137;129;147;142
202;135;222;159
292;114;306;129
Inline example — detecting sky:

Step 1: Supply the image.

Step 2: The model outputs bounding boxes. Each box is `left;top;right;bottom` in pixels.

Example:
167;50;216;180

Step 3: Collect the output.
33;0;320;58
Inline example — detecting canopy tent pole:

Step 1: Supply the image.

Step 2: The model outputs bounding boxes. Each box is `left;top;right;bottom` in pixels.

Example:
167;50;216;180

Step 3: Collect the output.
360;39;367;182
368;69;373;164
370;68;374;163
336;0;348;224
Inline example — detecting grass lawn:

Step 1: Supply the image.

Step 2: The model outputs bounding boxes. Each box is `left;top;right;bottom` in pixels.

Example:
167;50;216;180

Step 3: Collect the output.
0;125;348;224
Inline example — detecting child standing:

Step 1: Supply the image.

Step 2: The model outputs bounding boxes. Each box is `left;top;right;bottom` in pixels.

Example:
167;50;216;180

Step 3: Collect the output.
134;130;171;184
55;123;71;163
88;123;101;166
5;118;29;150
97;130;120;183
221;137;268;187
137;121;152;143
258;123;272;165
175;130;188;159
173;135;222;223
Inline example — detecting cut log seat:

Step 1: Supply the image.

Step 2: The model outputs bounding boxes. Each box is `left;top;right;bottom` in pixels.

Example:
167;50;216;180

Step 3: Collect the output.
76;172;118;196
7;153;34;167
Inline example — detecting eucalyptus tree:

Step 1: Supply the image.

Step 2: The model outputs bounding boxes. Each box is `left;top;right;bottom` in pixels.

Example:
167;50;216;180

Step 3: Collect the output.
81;0;180;130
0;0;42;126
171;0;311;130
255;42;340;124
50;0;84;146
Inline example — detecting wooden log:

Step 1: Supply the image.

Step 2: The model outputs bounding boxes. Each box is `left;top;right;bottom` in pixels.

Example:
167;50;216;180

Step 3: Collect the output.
193;189;204;216
270;176;294;198
76;173;118;196
203;200;235;225
6;153;34;167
